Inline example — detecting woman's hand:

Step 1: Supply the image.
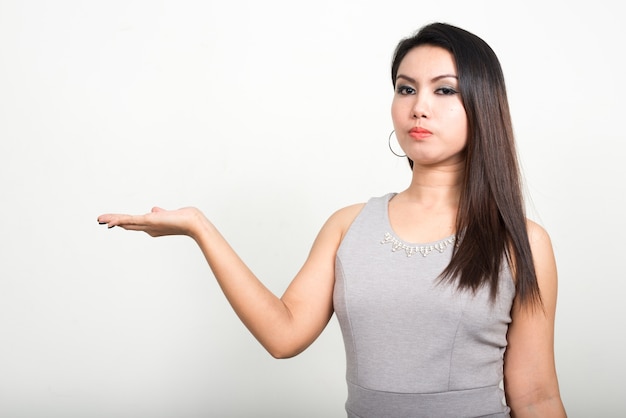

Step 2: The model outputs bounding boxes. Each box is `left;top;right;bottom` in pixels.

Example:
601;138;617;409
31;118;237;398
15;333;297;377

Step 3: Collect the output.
97;207;206;239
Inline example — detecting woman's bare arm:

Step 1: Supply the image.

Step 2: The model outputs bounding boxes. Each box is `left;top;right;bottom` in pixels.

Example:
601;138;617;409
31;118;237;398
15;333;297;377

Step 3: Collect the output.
504;220;567;417
97;204;363;358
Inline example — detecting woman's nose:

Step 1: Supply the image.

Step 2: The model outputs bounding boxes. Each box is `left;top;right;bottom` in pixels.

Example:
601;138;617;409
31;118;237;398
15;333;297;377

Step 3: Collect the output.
412;94;430;119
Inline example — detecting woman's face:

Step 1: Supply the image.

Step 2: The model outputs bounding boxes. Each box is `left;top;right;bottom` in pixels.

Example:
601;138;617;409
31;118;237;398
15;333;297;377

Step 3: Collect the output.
391;45;468;169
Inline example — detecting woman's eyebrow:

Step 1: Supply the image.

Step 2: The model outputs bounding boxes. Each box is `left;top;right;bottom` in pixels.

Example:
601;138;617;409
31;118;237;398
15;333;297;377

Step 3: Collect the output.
395;73;458;84
432;74;458;82
395;74;416;84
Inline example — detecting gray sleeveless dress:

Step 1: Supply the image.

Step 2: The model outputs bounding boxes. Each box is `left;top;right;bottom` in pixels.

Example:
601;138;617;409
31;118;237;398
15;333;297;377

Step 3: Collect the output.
333;193;515;418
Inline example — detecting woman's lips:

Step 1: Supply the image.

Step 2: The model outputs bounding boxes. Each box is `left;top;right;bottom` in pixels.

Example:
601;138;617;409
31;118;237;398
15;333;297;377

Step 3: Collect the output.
409;127;432;140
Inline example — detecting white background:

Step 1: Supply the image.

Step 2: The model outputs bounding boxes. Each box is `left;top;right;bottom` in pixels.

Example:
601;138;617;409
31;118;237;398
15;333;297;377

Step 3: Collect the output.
1;1;624;417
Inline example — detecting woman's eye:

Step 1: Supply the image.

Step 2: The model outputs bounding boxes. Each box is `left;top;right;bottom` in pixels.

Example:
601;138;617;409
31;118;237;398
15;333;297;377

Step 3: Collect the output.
436;87;458;95
397;85;416;95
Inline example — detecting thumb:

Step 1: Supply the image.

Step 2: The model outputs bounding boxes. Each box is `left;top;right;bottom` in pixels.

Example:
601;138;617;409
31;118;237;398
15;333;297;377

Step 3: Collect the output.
151;207;166;213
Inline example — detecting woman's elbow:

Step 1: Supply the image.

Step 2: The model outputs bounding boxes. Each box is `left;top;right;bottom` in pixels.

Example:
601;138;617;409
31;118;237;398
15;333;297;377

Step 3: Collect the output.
264;340;308;359
508;389;566;417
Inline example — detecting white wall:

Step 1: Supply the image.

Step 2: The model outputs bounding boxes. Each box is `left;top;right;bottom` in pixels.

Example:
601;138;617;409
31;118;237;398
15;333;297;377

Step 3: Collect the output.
0;1;623;417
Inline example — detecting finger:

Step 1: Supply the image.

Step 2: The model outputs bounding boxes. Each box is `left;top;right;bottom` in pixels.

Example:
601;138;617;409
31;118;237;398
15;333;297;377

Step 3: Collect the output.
118;224;149;232
97;214;118;227
97;214;137;229
97;214;111;224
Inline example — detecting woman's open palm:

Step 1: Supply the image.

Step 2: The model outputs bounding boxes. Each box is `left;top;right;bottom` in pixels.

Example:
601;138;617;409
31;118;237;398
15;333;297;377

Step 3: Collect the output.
97;206;204;239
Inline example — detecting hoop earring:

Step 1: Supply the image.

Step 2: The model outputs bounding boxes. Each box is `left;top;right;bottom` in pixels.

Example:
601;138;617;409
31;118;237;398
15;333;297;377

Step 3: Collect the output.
388;130;406;158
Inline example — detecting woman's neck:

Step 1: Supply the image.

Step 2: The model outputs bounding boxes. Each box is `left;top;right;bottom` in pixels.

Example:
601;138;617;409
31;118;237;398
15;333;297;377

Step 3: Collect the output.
401;162;464;208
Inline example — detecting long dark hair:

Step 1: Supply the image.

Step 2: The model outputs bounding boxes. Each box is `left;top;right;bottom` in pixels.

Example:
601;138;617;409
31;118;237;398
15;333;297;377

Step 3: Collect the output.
391;22;542;308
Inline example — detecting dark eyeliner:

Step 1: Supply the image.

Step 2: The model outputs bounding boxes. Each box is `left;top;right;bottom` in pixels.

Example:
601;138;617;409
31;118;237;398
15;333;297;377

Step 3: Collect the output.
396;85;415;95
436;86;458;95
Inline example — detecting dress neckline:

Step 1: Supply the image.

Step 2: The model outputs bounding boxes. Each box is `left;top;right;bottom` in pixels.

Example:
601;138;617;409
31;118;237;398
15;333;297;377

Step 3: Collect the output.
383;192;456;246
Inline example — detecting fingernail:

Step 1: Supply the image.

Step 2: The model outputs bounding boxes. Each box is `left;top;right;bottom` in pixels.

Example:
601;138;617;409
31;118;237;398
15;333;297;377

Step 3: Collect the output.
108;225;115;229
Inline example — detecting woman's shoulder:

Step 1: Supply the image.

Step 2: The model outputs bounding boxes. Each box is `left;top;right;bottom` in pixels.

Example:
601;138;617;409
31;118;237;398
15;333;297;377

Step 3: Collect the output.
525;218;552;248
327;202;366;228
323;193;394;237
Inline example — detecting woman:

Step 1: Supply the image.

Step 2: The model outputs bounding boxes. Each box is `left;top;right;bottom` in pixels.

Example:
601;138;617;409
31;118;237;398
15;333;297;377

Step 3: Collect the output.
98;22;566;418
